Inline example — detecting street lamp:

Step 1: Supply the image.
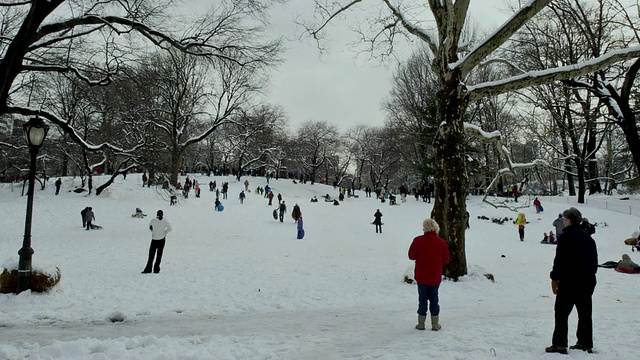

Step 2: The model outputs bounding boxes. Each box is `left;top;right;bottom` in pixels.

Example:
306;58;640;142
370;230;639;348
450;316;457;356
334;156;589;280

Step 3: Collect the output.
17;117;49;293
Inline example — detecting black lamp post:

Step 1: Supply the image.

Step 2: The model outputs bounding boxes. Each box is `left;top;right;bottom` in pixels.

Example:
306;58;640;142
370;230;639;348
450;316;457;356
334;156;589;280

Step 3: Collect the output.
17;117;49;293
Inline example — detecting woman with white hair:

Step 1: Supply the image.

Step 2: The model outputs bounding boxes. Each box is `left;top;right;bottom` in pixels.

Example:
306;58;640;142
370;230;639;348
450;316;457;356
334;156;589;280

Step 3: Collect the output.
408;218;450;331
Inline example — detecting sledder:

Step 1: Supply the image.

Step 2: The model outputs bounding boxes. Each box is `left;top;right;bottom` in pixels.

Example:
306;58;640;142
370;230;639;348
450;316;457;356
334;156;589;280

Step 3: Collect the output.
291;204;302;223
615;254;640;274
131;208;147;218
624;228;640;252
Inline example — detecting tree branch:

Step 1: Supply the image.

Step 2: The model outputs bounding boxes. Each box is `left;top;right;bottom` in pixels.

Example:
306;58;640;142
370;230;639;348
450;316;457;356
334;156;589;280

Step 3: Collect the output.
454;0;552;77
384;0;438;55
468;46;640;101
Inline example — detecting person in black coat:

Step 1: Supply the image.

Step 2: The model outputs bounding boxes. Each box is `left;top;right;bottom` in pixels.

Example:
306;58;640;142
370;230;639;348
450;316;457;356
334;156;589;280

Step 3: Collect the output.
546;207;598;354
81;207;89;227
278;201;287;222
55;178;62;195
373;209;383;233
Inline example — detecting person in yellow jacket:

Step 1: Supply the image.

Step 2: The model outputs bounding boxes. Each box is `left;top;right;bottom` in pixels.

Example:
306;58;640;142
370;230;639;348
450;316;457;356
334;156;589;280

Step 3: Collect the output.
516;212;526;241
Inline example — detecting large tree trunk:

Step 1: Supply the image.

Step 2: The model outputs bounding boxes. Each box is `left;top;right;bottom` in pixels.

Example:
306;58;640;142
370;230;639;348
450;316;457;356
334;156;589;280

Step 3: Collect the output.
618;103;640;174
576;160;586;204
586;116;601;195
170;149;181;185
431;77;469;280
0;1;64;111
560;137;576;196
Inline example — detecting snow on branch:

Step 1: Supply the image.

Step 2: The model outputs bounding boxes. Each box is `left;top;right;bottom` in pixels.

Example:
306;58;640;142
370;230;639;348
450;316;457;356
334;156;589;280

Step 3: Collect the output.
477;57;525;75
6;106;146;155
454;0;552;76
21;63;114;87
467;46;640;101
463;122;549;204
35;15;261;67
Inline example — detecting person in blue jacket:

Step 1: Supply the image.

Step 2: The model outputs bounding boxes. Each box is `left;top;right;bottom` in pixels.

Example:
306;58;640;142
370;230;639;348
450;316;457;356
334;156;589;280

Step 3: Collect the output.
297;216;305;239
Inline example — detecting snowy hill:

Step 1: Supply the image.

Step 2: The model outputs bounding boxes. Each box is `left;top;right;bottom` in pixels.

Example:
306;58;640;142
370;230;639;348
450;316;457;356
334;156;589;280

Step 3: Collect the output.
1;174;639;359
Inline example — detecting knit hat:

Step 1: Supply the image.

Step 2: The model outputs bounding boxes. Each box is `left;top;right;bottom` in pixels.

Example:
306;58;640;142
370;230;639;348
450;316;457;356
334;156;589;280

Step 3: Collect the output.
157;210;163;219
562;207;582;225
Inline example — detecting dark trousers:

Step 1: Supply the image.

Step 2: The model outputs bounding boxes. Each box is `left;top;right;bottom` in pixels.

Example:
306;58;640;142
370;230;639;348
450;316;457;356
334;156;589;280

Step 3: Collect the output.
518;228;525;240
86;220;92;230
552;284;595;348
143;238;166;273
375;224;382;233
417;283;440;316
279;211;284;222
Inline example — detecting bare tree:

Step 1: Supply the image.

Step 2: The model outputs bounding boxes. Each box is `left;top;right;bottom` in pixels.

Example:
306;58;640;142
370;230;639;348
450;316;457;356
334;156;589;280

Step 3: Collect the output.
302;0;640;279
560;0;640;175
510;0;636;202
383;49;438;183
0;0;282;164
222;104;287;180
296;120;339;184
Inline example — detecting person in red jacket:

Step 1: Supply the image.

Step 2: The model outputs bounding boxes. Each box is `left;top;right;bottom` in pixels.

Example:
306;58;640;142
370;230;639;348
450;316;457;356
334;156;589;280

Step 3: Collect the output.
408;218;450;331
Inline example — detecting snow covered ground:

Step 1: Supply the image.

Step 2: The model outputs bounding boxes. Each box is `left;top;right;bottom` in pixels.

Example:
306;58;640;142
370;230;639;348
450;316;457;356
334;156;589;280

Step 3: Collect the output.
1;174;639;359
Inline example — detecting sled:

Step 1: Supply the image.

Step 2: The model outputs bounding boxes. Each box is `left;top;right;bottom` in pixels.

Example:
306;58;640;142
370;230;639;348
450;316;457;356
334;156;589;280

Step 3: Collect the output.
273;209;278;220
615;267;640;274
216;204;224;212
88;224;103;230
539;206;544;212
598;261;619;268
297;229;305;239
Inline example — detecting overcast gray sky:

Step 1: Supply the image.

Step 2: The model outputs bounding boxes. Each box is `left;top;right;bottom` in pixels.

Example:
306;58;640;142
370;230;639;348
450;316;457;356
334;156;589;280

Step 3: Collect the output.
256;0;515;132
186;1;514;132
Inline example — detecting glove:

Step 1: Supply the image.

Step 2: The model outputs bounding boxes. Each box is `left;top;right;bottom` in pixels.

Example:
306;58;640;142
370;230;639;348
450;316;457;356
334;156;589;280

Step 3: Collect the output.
551;280;558;295
149;225;153;231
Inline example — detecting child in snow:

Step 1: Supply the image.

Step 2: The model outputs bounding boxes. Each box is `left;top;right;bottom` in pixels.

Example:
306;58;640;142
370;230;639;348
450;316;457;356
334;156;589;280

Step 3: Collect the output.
292;204;302;222
132;208;147;218
541;233;549;244
516;212;526;241
297;216;305;239
84;207;95;230
549;231;556;244
615;254;640;273
533;197;542;213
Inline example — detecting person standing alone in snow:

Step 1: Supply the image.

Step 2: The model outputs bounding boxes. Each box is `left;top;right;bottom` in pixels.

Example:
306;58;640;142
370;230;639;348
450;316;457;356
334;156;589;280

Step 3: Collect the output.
534;197;542;213
545;207;598;354
516;212;526;241
55;178;62;195
408;218;450;331
373;209;383;233
297;216;305;239
278;201;287;222
142;210;172;274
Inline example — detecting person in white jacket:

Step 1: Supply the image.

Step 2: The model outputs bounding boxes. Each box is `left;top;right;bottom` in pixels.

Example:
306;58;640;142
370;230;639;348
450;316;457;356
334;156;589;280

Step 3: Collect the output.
142;210;172;274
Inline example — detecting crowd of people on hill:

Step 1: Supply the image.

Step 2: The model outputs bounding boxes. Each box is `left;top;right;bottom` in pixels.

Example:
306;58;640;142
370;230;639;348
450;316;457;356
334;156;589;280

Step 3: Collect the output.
56;169;640;355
